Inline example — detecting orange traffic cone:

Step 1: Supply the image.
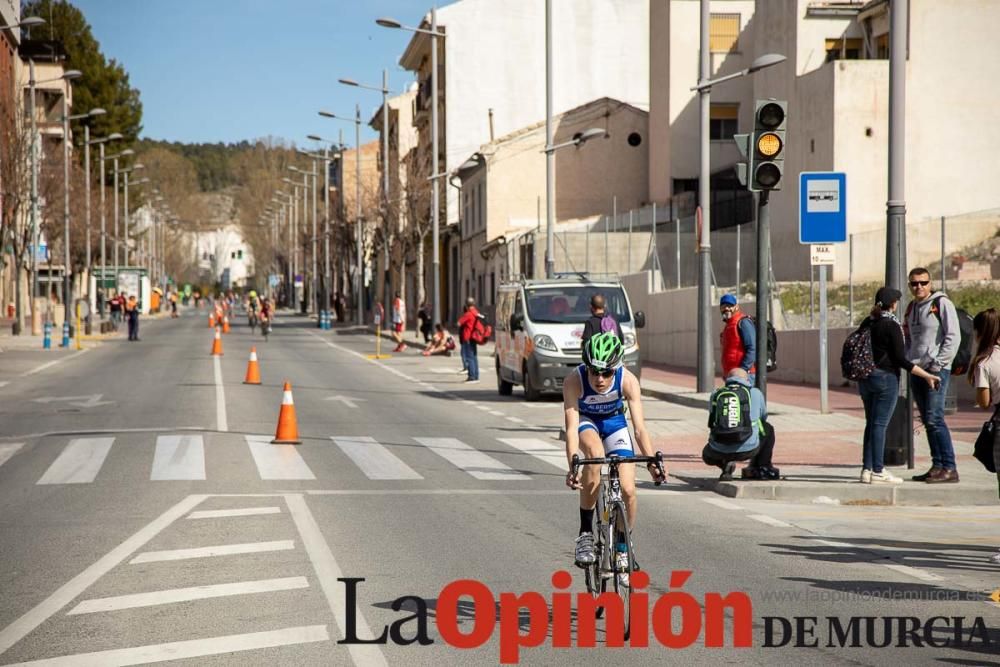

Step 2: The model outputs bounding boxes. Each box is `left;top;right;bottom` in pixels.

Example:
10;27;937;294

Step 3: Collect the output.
211;326;223;356
271;381;301;444
209;312;216;328
222;315;231;334
243;347;261;385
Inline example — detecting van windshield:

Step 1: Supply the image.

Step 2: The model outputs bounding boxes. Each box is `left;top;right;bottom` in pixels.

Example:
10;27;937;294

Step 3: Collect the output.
525;286;632;324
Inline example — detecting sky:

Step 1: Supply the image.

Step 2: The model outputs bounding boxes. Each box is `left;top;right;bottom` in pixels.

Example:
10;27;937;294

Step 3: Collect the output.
70;0;431;146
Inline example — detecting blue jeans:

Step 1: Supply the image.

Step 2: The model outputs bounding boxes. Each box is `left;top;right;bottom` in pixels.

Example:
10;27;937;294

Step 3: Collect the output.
461;341;479;380
858;369;899;473
911;368;956;470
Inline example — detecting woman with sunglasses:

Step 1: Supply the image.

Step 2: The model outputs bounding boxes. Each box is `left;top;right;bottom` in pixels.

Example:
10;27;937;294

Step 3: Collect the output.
564;333;666;571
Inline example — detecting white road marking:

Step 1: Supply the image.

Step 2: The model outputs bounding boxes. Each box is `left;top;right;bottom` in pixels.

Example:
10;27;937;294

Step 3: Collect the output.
883;563;944;582
0;443;24;468
4;625;329;666
0;495;207;656
413;437;530;480
285;494;388;667
324;395;366;409
246;435;315;480
20;349;89;377
129;540;295;564
489;410;505;416
748;514;793;529
32;394;112;408
497;437;566;470
37;438;115;485
430;368;456;374
331;436;422;480
476;405;490;411
507;416;525;424
187;506;281;519
68;576;309;615
812;539;857;548
0;381;9;388
303;488;684;496
150;435;205;481
701;497;742;510
213;355;228;432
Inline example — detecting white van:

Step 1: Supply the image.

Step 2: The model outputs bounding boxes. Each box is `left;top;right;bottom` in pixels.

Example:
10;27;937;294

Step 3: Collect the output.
494;276;645;400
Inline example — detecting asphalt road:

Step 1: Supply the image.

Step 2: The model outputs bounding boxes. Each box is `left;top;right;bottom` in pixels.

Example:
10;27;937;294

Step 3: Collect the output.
0;307;997;666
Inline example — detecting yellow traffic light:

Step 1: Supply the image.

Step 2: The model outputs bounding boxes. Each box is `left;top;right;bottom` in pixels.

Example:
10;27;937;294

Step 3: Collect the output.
756;132;783;158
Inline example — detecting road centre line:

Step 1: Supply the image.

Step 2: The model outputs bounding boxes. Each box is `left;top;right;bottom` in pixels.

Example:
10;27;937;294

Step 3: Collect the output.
882;563;944;582
20;349;89;377
130;540;295;564
701;497;743;510
68;577;309;615
187;506;281;519
213;355;228;433
748;514;794;529
0;494;207;656
4;625;330;666
284;494;388;667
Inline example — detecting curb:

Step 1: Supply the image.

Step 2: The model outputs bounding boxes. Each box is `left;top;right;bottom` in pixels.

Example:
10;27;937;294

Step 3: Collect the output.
640;385;708;410
673;473;997;506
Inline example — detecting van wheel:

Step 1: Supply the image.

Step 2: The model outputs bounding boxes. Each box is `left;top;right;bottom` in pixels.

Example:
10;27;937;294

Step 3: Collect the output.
524;365;542;402
497;361;513;396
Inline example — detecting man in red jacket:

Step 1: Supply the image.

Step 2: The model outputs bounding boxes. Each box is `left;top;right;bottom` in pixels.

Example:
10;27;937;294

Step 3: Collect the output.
719;294;757;385
457;297;481;383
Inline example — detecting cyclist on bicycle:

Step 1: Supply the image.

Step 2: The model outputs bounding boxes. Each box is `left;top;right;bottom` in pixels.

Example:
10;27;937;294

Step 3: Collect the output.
260;297;271;325
565;332;666;570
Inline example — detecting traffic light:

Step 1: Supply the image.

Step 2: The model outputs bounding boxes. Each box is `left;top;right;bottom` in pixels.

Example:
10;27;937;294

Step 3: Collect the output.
734;133;751;189
751;99;786;191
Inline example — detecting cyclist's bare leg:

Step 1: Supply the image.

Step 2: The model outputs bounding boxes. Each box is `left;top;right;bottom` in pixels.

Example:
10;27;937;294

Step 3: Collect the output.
578;429;604;511
618;460;637;528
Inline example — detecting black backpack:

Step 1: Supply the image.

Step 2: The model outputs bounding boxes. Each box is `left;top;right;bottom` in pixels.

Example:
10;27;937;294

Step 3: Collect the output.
709;382;754;445
905;296;973;375
742;317;778;372
841;321;877;381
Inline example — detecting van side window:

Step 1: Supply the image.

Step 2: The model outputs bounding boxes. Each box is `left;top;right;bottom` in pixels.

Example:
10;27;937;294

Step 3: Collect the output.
496;290;512;332
514;292;524;320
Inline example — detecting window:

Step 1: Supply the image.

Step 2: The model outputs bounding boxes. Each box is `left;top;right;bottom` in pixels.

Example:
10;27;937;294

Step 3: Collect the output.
825;38;863;62
710;104;738;141
709;13;740;53
875;33;889;59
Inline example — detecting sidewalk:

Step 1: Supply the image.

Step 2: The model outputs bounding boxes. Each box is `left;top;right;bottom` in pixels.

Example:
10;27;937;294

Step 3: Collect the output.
640;362;998;507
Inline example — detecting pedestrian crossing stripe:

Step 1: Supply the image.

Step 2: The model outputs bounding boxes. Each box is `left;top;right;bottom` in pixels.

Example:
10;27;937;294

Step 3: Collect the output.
31;434;572;485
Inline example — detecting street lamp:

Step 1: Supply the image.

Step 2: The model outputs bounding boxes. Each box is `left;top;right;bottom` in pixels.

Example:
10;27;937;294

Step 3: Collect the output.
85;131;122;317
59;100;103;333
122;165;145;268
690;18;787;392
319;106;365;326
283;175;307;310
307;134;345;314
377;10;445;326
290;163;316;314
106;148;134;295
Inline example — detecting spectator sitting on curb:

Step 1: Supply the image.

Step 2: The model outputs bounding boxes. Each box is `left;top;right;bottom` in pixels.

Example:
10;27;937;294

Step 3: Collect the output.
703;368;778;481
422;323;456;357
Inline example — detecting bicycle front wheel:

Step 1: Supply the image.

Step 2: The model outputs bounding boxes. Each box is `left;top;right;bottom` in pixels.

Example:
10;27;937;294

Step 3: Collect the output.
584;489;609;615
609;500;634;641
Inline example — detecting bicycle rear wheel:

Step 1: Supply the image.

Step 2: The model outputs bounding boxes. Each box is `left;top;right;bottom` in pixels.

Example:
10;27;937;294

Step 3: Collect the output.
609;500;634;640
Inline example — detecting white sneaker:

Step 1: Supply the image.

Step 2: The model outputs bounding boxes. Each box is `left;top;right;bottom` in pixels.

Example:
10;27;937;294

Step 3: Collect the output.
860;469;872;484
869;470;903;484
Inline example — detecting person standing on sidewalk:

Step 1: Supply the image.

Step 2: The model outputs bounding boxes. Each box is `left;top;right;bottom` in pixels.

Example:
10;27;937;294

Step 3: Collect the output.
458;297;481;383
966;308;1000;564
125;295;140;341
904;267;961;483
581;293;623;355
858;287;940;484
417;302;433;343
391;292;407;352
719;294;757;385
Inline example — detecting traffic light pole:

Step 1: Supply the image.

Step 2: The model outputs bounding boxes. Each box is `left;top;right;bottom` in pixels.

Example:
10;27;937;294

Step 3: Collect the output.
755;190;770;398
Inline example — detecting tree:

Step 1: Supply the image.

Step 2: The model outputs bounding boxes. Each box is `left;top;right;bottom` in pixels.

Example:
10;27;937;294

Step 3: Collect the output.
22;0;143;153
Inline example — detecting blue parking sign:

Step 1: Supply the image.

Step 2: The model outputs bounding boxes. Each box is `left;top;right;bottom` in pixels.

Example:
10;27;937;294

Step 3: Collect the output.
799;172;847;244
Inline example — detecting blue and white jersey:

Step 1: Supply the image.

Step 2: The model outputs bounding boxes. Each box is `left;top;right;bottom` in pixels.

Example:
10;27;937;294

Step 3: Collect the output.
576;364;625;418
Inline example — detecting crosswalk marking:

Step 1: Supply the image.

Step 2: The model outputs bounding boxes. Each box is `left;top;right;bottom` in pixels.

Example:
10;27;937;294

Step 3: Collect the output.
130;540;295;564
68;576;310;615
2;625;330;666
37;437;114;485
413;437;529;480
187;506;281;519
246;435;315;480
0;443;24;468
150;435;205;480
331;437;422;480
497;437;566;470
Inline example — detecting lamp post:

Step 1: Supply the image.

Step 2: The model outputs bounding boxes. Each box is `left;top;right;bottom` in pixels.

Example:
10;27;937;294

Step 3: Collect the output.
106;149;134;296
307;135;340;320
690;24;786;392
122;164;145;268
293;157;320;315
60;99;104;329
87;132;122;317
377;11;445;326
319;106;364;325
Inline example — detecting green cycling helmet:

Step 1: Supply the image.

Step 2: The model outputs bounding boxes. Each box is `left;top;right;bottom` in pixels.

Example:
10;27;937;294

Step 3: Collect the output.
583;332;624;371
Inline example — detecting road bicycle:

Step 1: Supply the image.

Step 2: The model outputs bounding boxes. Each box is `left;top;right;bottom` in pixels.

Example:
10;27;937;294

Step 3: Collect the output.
260;315;271;341
571;451;666;640
248;310;258;333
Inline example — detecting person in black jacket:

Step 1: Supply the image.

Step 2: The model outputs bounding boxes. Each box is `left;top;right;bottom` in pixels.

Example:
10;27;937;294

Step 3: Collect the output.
858;287;940;484
580;294;623;359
